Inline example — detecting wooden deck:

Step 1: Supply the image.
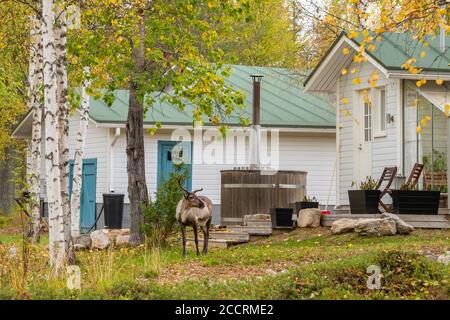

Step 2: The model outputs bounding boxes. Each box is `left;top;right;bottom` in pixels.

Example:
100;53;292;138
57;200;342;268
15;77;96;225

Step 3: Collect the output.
321;213;450;229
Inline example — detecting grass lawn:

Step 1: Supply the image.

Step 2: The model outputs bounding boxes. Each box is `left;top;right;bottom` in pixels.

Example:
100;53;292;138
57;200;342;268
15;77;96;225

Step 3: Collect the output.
0;226;449;300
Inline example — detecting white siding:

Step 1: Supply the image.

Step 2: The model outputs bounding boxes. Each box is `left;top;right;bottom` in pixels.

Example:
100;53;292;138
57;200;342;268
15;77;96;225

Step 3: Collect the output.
67;114;109;203
110;129;336;205
337;60;400;204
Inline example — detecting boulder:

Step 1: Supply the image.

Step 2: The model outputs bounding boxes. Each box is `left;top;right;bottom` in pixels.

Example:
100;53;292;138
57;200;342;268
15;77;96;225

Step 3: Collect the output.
115;235;130;246
354;218;396;236
297;208;321;228
381;212;414;235
90;230;110;249
101;228;130;243
331;218;359;234
437;251;450;265
73;235;92;250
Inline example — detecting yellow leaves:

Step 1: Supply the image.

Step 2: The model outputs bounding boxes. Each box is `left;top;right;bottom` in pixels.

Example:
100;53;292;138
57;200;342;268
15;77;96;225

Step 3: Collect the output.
416;126;422;134
342;47;350;55
436;79;444;85
325;15;334;23
207;1;215;9
186;4;193;11
420;51;427;58
375;27;385;34
342;97;349;105
353;77;361;85
349;0;358;4
402;58;421;75
416;79;427;88
369;70;378;87
341;68;348;75
348;31;359;39
350;68;358;74
353;55;364;63
445;104;450;117
116;36;124;44
419;115;431;128
362;29;369;38
368;44;376;52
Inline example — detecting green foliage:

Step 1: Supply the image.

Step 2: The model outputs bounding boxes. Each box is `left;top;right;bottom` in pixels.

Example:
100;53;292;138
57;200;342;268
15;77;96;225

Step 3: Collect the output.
302;195;318;202
423;149;447;172
351;176;378;190
143;164;188;246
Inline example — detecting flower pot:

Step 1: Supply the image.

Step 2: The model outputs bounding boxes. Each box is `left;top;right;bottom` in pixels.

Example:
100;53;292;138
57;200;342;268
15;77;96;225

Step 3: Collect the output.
270;208;294;228
295;201;319;213
348;190;381;214
390;190;440;215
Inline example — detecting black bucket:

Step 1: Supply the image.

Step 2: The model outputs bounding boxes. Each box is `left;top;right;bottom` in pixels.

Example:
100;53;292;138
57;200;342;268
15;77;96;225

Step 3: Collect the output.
103;193;124;229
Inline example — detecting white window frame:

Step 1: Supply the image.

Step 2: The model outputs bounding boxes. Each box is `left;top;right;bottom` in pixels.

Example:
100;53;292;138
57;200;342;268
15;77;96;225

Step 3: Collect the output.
373;87;387;138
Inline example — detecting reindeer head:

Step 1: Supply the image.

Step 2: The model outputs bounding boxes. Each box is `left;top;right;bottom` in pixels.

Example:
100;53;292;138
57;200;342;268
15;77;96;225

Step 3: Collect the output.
177;177;205;209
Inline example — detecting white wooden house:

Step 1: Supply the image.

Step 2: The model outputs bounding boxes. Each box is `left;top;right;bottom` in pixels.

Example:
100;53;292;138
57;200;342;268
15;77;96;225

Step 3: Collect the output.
304;32;450;211
13;64;337;228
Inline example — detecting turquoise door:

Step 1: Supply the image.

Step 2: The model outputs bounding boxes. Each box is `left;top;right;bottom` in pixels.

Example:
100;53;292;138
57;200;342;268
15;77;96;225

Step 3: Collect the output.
69;158;97;233
157;141;192;190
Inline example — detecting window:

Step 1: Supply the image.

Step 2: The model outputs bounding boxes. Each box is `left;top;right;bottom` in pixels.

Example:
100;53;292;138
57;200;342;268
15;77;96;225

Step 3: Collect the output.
374;88;387;137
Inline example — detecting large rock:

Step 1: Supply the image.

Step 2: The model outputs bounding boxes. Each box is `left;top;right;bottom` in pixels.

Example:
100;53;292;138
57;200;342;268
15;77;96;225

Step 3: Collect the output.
115;235;130;246
381;212;414;235
101;228;130;244
437;251;450;265
354;218;396;236
331;218;359;234
90;230;110;249
297;208;321;228
73;235;92;250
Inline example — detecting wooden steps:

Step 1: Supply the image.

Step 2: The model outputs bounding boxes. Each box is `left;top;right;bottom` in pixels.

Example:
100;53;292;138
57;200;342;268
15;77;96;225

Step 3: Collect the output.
227;225;272;236
321;213;450;229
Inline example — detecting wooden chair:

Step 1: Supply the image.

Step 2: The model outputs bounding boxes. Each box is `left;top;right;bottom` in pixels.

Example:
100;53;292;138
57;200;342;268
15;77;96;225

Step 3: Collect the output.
405;163;424;190
376;167;397;213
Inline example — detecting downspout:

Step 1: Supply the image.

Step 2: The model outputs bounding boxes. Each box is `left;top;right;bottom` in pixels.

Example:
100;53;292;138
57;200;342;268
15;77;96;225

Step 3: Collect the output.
336;80;341;207
109;127;120;192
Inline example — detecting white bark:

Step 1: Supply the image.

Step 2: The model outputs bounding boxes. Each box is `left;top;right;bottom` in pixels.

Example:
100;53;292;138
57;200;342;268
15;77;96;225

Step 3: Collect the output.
54;5;72;260
29;13;44;243
42;0;65;270
70;67;91;238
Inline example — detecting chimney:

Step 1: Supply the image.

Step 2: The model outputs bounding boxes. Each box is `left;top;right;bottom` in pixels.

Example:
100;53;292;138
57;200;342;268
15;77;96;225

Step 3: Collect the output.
251;74;263;168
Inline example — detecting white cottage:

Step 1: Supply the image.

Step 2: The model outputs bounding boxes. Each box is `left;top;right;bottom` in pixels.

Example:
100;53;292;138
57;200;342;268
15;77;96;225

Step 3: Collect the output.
13;64;337;229
304;32;450;212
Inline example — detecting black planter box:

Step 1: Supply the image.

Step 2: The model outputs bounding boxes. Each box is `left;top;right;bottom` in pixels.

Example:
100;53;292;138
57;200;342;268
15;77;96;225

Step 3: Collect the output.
348;190;381;214
295;201;319;212
270;208;294;228
391;190;440;215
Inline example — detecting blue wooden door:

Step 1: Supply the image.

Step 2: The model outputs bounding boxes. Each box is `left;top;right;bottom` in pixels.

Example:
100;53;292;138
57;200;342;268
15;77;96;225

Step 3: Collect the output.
69;158;97;233
157;141;192;190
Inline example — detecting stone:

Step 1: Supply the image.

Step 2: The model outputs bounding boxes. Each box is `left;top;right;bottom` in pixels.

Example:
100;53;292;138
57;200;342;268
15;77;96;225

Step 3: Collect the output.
297;208;321;228
331;218;359;234
380;212;414;235
354;218;396;237
73;235;92;249
101;228;130;243
244;214;270;221
90;230;110;249
8;246;18;259
115;235;130;246
437;251;450;265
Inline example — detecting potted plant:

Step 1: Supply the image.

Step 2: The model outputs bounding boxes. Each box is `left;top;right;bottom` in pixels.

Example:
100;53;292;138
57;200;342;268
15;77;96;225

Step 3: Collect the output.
348;176;380;214
390;182;440;215
295;195;319;212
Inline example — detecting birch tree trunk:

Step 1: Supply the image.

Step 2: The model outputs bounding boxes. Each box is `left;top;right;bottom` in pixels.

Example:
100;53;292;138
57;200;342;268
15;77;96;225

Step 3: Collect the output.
29;12;44;243
127;13;149;245
42;0;66;271
70;67;90;238
54;6;73;262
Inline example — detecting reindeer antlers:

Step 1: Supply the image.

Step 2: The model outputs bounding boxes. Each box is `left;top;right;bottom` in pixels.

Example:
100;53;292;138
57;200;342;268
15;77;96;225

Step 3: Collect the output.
176;176;189;194
192;188;203;194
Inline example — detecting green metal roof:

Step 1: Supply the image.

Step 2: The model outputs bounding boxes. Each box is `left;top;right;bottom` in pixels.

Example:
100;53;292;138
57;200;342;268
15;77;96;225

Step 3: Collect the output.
89;64;335;128
351;32;450;72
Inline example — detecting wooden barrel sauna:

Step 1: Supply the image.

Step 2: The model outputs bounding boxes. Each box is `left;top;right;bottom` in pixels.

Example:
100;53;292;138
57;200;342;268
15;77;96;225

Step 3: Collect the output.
220;170;307;225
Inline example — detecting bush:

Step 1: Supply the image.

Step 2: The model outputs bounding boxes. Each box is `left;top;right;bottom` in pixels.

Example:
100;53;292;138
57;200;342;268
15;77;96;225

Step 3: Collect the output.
143;164;188;246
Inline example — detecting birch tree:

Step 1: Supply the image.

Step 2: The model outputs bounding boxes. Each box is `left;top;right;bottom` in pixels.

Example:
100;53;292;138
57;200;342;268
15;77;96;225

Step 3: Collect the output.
29;11;44;243
70;67;90;238
42;0;66;271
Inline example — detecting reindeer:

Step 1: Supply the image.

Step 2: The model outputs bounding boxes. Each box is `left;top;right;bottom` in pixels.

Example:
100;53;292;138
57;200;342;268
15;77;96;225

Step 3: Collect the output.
176;178;213;257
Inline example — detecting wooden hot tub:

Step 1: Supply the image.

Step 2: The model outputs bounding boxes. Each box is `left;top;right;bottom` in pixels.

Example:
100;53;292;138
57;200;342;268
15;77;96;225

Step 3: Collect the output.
220;170;307;225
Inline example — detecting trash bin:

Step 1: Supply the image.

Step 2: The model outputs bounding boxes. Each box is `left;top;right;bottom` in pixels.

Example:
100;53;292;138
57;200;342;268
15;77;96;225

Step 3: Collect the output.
103;193;124;229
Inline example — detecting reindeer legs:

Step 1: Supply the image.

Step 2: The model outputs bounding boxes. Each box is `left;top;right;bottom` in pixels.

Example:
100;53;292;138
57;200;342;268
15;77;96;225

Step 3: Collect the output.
193;224;200;256
181;225;187;257
201;224;209;255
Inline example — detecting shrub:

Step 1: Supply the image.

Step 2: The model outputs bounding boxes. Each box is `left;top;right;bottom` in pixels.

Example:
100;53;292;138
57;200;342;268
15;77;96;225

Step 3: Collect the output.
143;163;188;246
